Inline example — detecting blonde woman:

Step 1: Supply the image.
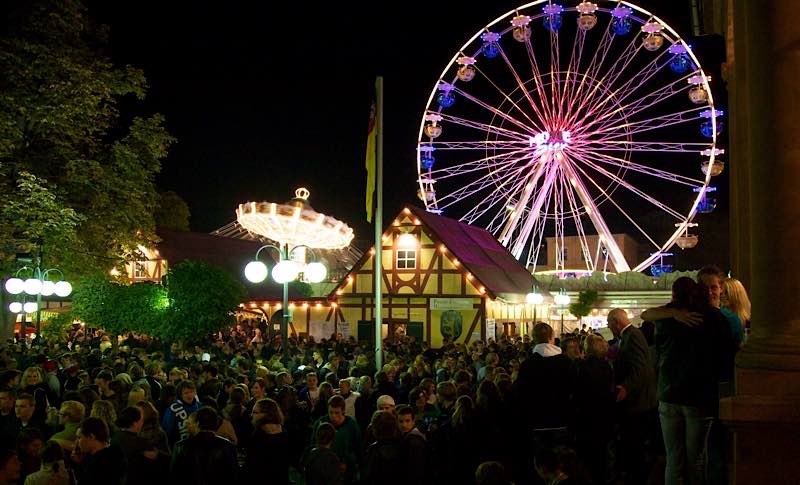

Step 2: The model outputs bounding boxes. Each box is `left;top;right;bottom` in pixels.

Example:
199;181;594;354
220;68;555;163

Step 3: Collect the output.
20;367;50;421
722;277;751;342
90;399;118;435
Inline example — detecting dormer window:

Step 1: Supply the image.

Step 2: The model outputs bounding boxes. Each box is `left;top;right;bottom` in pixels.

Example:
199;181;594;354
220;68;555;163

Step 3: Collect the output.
396;249;417;269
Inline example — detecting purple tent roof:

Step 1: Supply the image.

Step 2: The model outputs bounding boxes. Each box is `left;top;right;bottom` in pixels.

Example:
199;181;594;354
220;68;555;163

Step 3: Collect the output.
407;206;536;297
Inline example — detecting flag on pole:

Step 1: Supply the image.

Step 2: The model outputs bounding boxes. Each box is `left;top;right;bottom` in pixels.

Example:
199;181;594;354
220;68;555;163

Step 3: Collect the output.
365;99;377;223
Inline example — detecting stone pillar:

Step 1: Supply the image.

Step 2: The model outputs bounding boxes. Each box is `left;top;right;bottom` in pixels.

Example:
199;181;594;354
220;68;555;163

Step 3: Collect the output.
719;0;800;482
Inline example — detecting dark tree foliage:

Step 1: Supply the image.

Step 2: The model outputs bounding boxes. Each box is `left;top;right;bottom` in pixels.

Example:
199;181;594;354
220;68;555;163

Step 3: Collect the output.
0;0;174;276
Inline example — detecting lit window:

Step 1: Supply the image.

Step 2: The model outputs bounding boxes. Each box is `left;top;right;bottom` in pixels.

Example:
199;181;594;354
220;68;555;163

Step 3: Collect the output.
134;262;147;279
396;249;416;269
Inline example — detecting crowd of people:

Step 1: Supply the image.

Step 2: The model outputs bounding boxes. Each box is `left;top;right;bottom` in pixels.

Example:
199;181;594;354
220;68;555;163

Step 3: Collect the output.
0;265;749;484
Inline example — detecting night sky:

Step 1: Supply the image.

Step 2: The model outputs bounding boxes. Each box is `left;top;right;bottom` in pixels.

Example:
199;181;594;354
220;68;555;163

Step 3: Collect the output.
87;0;728;268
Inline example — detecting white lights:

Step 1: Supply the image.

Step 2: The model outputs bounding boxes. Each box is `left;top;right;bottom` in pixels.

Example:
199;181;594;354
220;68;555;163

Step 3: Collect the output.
526;292;544;305
4;278;24;295
271;260;301;284
23;278;43;295
397;233;418;248
236;188;354;250
303;262;327;284
54;281;72;298
23;302;38;314
244;261;269;283
8;302;22;313
40;281;56;296
554;292;571;306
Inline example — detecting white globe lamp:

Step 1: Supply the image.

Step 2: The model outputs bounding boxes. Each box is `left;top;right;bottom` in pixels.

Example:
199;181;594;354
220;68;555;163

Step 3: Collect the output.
526;292;544;305
304;262;327;283
54;281;73;297
4;278;24;295
8;302;22;313
23;278;42;295
23;302;38;314
244;261;269;283
40;281;56;297
554;293;571;306
272;260;300;284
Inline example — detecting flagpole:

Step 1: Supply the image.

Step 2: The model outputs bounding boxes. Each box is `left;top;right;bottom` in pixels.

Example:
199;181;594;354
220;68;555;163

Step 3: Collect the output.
374;76;384;371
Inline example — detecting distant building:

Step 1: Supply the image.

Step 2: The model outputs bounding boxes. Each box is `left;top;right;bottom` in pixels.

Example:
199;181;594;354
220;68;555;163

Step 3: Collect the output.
535;233;641;275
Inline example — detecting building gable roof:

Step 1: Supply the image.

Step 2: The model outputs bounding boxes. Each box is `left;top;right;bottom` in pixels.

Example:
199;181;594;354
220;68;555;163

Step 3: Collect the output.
331;206;538;300
407;206;537;297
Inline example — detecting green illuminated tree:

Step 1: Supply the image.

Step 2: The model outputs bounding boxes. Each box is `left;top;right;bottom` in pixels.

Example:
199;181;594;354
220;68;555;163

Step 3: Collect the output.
71;276;167;336
0;0;174;276
159;261;246;343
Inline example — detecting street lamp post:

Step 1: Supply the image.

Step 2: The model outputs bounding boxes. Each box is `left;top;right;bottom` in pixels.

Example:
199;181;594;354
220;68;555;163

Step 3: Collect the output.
553;290;571;337
5;264;72;339
244;243;328;344
525;289;544;337
237;188;353;346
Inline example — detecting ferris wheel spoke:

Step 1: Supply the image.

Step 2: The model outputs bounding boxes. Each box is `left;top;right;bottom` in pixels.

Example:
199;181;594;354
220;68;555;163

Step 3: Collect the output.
450;85;538;135
578;106;706;139
429;148;532;180
470;63;548;134
570;34;644;125
430;140;532;150
573;140;711;154
565;153;663;251
562;27;590;123
460;169;531;224
523;37;555;125
436;152;533;209
581;49;676;126
509;162;560;258
490;46;552;131
558;167;595;271
570;48;674;130
573;154;687;220
580;75;693;134
566;147;705;186
498;154;549;244
567;19;616;120
557;156;630;271
549;29;566;127
436;112;532;141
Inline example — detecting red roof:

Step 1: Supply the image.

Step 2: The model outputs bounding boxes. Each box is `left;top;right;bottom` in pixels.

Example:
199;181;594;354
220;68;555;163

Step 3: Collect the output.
407;206;537;297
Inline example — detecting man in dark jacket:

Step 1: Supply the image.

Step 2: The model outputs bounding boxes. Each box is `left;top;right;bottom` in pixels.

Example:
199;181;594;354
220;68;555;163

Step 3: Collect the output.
112;406;164;485
169;406;238;485
75;417;127;485
509;322;576;483
608;308;657;484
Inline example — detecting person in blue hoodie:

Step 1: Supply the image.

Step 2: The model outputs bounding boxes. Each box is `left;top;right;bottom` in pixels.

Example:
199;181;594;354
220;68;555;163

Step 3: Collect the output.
161;380;201;447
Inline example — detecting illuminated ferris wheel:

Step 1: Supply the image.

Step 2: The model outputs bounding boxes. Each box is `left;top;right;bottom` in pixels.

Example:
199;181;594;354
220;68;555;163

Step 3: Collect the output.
416;1;724;274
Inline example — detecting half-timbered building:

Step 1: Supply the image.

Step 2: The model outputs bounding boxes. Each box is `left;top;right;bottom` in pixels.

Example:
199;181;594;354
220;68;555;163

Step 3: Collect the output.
328;206;548;347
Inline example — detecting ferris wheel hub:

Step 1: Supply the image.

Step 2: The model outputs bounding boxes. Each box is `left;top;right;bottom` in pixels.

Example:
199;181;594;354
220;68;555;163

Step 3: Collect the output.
530;130;572;153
